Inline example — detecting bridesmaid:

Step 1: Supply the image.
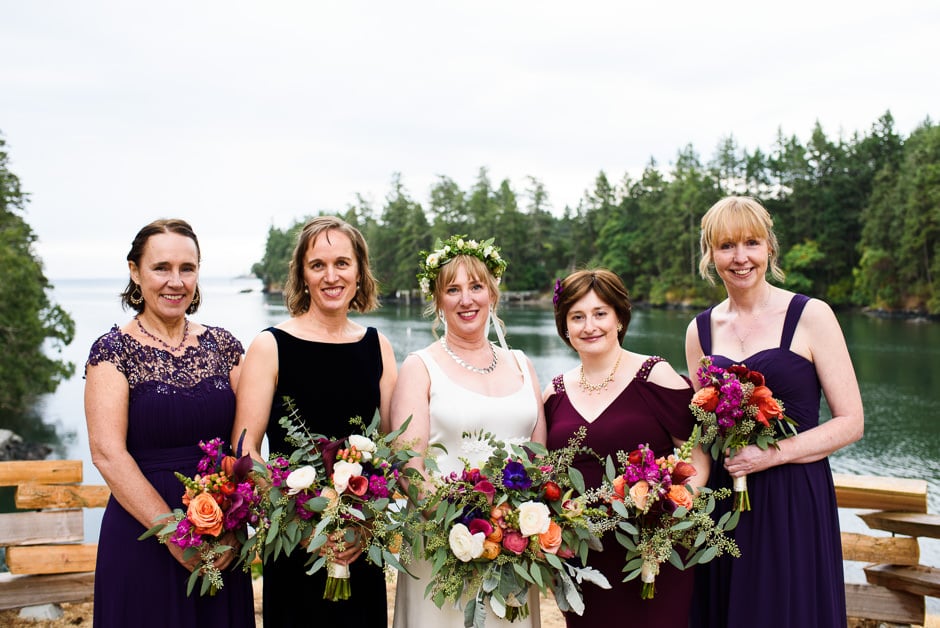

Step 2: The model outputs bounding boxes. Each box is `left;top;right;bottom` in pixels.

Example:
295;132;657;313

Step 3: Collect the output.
687;196;863;628
544;268;710;628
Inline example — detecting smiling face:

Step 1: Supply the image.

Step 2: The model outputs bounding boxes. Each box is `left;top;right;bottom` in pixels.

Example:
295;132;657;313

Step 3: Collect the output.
565;289;621;357
303;229;359;315
711;234;770;289
128;232;199;321
439;261;493;338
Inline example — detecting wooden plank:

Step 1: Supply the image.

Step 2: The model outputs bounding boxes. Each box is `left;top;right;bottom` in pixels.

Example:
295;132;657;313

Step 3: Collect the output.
840;531;919;565
858;511;940;539
15;482;110;509
833;473;927;513
0;510;83;545
0;572;95;610
5;544;98;575
0;460;82;486
865;563;940;599
845;583;924;625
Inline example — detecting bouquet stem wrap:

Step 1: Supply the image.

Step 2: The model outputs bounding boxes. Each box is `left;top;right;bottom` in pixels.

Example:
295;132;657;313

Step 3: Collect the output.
732;475;751;512
324;560;351;601
640;560;658;600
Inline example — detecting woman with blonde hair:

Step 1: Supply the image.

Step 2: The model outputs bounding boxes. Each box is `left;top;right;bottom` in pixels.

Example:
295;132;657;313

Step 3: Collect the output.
687;196;863;628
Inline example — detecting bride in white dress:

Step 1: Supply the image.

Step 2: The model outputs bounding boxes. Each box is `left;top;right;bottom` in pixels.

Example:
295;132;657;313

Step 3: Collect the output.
390;237;546;628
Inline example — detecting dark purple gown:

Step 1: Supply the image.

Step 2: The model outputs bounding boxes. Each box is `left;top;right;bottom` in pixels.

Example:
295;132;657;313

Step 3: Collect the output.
87;325;254;628
691;294;846;628
545;356;696;628
261;326;388;628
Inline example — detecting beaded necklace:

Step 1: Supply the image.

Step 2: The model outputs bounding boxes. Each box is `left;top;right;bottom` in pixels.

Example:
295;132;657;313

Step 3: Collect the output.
136;315;190;352
578;350;622;394
440;336;498;375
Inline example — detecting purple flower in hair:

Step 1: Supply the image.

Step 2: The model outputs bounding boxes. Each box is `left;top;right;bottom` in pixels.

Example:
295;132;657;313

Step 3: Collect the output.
552;279;563;307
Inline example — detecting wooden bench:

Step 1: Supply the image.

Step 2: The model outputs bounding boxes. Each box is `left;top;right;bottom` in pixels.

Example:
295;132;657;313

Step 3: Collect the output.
835;472;940;626
0;460;109;610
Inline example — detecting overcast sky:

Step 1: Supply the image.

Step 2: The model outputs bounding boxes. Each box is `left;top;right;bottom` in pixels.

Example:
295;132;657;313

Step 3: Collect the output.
2;1;938;279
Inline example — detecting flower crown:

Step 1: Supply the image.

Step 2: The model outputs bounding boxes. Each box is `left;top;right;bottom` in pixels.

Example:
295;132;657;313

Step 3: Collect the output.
417;235;508;299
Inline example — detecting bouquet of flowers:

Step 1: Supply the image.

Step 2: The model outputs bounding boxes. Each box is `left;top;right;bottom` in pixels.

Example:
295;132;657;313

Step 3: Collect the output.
259;398;423;601
139;433;267;596
690;356;798;511
411;429;611;627
605;428;739;599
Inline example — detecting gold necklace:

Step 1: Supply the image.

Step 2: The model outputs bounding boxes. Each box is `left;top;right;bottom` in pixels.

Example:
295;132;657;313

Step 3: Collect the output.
730;285;772;353
578;351;623;394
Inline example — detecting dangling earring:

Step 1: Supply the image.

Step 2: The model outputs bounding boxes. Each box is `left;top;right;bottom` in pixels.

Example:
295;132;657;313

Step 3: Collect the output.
187;287;201;314
438;310;447;334
129;284;143;305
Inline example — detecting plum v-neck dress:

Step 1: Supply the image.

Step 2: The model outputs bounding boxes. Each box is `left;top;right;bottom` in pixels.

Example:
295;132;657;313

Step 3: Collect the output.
690;294;846;628
87;325;254;628
545;356;696;628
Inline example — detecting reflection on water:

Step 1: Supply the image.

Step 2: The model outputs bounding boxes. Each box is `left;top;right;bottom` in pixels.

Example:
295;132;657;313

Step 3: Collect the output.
15;279;940;610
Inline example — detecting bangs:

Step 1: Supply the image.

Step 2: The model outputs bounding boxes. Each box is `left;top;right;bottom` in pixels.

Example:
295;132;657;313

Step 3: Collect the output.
704;204;771;247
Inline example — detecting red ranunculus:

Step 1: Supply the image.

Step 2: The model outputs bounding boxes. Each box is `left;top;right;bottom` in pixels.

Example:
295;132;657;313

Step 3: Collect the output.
728;364;749;378
543;481;562;502
746;370;765;387
501;530;528;555
628;449;644;465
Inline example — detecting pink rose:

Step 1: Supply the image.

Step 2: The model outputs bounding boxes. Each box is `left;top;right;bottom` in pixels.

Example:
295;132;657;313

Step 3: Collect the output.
501;529;528;555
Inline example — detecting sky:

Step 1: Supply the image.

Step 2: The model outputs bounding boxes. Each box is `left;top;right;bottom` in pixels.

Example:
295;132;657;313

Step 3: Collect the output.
2;1;938;280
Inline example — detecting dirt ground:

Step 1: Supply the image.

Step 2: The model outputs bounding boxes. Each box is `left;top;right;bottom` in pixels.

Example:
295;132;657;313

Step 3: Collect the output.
0;574;569;627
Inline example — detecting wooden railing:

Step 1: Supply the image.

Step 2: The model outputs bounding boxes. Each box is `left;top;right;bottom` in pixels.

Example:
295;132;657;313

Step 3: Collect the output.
1;461;938;624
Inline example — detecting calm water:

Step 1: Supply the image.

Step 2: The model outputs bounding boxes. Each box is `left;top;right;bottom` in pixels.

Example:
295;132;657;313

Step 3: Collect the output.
12;277;940;607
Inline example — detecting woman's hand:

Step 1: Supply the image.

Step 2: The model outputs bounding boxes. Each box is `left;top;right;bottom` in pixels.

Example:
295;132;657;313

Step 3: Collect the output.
167;541;203;572
212;530;241;571
321;529;366;566
723;443;781;477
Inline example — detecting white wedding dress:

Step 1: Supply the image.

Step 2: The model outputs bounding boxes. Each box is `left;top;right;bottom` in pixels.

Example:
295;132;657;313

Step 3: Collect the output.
393;348;542;628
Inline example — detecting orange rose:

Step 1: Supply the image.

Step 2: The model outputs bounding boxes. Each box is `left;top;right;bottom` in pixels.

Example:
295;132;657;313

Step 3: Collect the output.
481;540;501;560
750;386;783;426
629;480;650;511
666;485;694;510
691;386;719;412
611;476;627;502
538;520;563;555
187;492;224;537
486;524;503;543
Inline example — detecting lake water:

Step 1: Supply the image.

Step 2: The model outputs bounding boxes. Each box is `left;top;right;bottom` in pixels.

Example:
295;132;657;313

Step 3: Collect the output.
11;277;940;611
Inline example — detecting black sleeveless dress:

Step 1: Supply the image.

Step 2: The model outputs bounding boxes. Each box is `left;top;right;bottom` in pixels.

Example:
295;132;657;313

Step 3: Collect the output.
262;326;388;627
691;294;846;628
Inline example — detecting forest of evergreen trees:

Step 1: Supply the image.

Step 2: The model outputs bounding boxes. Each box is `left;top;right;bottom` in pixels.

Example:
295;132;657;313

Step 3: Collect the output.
252;112;940;314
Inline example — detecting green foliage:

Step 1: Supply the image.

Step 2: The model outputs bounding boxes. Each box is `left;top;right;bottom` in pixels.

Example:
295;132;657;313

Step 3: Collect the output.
251;111;936;314
0;133;75;424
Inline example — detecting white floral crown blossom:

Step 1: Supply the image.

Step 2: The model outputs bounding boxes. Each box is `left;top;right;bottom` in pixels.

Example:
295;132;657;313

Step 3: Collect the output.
417;235;508;299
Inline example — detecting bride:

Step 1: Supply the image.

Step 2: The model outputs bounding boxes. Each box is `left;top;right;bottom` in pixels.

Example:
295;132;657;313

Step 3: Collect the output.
390;236;546;628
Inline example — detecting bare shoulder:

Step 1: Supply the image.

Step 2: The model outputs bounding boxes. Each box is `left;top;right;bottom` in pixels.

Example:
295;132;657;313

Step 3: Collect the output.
646;356;691;390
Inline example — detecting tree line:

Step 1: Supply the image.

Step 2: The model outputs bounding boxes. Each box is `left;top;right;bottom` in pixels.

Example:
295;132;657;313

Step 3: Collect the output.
254;112;939;315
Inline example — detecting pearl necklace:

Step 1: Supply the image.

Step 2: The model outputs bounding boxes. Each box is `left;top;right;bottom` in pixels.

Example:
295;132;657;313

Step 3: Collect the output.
440;337;498;375
730;285;772;353
136;315;190;353
578;351;622;395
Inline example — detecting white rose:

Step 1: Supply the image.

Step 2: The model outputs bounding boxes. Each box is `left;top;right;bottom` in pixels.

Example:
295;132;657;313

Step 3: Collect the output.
285;465;317;496
426;253;440;268
483;246;494;257
517;501;551;537
332;460;363;494
348;434;376;462
448;523;485;562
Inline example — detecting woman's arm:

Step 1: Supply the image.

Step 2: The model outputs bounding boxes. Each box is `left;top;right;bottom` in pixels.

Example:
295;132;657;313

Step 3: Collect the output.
390;354;432;484
85;361;200;570
231;331;278;463
376;332;398;434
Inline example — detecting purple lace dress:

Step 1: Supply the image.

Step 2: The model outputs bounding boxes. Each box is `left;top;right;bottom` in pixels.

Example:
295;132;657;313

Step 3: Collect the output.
691;294;846;628
87;325;254;628
545;356;696;628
